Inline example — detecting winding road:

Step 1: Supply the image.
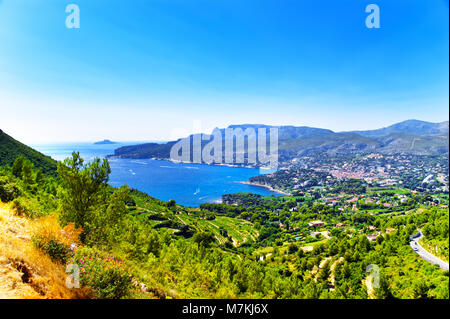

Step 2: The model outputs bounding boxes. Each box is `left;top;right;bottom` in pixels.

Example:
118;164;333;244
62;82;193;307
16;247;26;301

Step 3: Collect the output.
410;231;449;271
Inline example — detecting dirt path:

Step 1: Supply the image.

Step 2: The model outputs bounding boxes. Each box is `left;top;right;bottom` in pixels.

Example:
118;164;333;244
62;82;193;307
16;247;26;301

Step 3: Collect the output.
329;257;344;289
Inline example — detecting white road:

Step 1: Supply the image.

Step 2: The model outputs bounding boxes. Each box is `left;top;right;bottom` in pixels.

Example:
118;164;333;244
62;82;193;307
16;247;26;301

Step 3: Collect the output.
410;231;449;271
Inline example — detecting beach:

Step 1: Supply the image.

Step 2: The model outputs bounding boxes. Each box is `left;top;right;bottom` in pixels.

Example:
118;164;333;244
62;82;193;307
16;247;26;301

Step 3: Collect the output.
240;181;292;196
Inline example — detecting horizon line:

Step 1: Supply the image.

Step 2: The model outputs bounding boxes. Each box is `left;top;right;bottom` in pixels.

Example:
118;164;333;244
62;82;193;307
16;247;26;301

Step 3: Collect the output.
13;117;449;145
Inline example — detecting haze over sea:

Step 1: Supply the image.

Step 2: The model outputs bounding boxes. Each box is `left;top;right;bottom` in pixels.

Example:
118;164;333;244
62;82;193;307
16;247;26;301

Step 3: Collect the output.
32;142;280;207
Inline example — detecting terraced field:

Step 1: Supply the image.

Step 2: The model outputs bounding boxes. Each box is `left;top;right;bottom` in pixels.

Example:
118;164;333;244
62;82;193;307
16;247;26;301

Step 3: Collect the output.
210;216;259;246
178;214;259;246
127;192;259;247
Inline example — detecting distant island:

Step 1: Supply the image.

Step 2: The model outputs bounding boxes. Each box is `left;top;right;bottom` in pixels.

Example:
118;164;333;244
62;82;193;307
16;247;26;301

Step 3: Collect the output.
94;139;117;145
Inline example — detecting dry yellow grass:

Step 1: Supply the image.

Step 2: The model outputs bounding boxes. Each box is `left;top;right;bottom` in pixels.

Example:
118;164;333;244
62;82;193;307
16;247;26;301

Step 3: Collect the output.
0;201;90;299
32;215;83;248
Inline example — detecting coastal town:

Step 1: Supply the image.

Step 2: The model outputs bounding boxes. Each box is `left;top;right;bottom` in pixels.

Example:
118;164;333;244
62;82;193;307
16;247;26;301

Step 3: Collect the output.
250;153;449;195
214;153;449;261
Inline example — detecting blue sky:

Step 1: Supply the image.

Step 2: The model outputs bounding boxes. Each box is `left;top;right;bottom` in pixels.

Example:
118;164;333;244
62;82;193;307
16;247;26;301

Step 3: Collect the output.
0;0;448;143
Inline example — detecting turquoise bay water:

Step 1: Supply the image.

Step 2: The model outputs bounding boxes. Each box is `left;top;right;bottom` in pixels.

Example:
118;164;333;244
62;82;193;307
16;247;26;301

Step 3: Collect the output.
32;143;280;207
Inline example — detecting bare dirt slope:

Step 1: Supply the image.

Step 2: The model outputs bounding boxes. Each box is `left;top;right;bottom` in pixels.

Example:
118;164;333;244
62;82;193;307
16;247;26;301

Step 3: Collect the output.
0;202;88;299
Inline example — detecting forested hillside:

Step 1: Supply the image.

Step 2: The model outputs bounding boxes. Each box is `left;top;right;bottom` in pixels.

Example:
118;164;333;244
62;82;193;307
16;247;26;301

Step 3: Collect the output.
0;129;56;175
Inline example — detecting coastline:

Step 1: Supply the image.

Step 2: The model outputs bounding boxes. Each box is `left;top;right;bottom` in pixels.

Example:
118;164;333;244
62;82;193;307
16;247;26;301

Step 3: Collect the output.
240;181;291;196
108;155;266;170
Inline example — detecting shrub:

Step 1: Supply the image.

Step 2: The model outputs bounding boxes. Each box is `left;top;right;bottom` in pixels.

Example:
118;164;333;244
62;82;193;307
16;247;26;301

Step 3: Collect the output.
166;199;176;208
11;198;30;217
69;247;132;299
288;243;299;254
32;215;82;264
0;176;21;202
32;236;70;264
11;197;42;218
192;231;214;248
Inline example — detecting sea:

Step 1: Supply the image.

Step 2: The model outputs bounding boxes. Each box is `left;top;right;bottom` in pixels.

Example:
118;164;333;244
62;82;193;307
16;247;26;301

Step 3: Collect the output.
31;142;281;207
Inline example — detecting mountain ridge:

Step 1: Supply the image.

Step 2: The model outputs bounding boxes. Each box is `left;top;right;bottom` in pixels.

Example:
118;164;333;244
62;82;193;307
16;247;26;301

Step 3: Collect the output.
109;119;449;163
347;119;449;137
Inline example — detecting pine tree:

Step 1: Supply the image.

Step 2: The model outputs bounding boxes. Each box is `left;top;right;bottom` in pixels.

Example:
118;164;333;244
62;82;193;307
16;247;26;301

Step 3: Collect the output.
21;159;34;185
12;155;25;178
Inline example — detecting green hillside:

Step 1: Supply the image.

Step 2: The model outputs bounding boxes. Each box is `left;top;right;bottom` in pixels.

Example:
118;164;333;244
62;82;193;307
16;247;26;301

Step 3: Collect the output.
0;130;448;299
0;129;56;175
